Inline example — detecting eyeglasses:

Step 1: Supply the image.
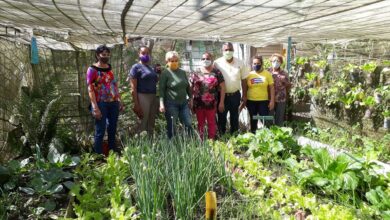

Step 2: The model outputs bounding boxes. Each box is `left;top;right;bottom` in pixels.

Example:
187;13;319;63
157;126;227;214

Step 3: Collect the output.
223;49;233;52
201;58;211;60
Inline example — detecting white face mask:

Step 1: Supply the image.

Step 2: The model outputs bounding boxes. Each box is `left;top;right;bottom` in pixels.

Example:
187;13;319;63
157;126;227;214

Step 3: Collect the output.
272;61;281;69
223;51;234;60
201;59;212;67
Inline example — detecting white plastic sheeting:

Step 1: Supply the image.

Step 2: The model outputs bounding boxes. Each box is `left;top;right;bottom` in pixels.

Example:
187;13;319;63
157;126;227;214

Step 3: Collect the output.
1;0;390;48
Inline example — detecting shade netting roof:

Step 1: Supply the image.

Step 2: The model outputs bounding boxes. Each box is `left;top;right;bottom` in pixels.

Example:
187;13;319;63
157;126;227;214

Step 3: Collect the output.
1;0;390;49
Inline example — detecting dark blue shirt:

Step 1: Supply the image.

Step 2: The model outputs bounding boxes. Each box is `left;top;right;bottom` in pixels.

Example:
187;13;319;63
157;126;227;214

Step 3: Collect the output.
129;63;158;94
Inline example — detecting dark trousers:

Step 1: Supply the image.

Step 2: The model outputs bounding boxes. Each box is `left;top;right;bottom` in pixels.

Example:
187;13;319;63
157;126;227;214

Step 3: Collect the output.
94;101;119;154
246;100;269;133
217;91;240;135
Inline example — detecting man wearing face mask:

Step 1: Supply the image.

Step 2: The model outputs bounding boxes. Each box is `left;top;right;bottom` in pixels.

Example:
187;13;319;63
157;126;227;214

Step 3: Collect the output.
268;53;291;126
214;42;249;135
129;46;158;136
190;52;226;140
87;45;123;154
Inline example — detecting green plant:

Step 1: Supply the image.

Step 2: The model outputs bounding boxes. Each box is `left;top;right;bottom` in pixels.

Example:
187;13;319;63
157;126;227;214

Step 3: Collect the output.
339;85;365;109
297;148;360;196
360;62;377;73
382;109;390;118
315;60;327;69
305;72;317;82
365;186;390;218
296;57;309;66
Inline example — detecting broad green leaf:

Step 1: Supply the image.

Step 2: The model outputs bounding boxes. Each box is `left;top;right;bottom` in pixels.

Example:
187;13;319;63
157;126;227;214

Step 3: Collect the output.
19;187;35;195
35;207;45;215
46;184;63;194
43;199;56;211
20;158;30;168
69;156;81;166
313;148;332;172
271;142;284;155
0;165;10;184
63;181;75;190
342;172;359;191
366;188;381;205
47;148;61;164
311;177;329;187
7;160;20;173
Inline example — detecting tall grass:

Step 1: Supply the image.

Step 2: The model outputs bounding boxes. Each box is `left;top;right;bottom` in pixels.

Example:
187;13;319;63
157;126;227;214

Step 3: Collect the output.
124;133;231;219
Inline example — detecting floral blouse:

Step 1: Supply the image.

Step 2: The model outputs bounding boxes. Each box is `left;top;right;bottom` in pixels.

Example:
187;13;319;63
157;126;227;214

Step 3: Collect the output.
269;68;289;103
86;65;119;102
190;69;224;109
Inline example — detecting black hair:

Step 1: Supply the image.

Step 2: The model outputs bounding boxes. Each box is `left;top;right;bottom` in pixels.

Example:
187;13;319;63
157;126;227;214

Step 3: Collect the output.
223;42;233;48
252;55;263;64
138;45;149;53
95;45;110;62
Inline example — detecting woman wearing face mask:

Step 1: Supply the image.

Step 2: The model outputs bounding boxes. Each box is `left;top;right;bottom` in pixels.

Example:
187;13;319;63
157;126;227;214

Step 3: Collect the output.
190;52;225;140
241;55;275;133
159;51;193;139
268;53;291;126
129;46;158;136
87;45;123;154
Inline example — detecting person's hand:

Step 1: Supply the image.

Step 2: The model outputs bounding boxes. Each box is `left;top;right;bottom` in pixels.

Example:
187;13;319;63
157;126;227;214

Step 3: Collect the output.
218;102;224;113
188;99;193;111
92;107;102;120
133;104;143;119
268;101;275;111
159;104;165;113
239;101;246;112
119;102;124;112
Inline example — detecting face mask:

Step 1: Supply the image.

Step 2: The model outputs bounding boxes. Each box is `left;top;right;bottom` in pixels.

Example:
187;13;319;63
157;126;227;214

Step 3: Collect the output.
223;51;233;60
139;54;150;63
272;61;280;69
99;57;109;64
252;64;262;72
168;62;179;70
201;60;212;67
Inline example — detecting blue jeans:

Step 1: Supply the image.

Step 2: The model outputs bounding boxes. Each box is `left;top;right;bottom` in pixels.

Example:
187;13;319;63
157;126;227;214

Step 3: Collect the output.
164;100;193;139
94;101;119;154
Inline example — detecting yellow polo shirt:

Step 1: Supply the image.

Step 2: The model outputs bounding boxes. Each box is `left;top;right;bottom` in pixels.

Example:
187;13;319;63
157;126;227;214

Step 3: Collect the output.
247;70;274;101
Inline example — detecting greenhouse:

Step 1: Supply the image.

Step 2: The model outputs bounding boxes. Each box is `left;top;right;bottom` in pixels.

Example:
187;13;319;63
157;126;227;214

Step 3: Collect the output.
0;0;390;219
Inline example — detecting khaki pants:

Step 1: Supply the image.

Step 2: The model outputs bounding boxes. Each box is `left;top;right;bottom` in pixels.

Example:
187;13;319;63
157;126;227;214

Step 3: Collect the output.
138;93;158;136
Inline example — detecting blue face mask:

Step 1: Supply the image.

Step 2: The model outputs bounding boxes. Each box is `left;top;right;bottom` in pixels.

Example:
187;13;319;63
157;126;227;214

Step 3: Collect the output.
272;61;280;69
252;64;262;72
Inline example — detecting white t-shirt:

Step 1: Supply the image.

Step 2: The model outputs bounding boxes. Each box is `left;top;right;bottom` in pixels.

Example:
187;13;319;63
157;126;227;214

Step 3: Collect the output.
214;57;249;93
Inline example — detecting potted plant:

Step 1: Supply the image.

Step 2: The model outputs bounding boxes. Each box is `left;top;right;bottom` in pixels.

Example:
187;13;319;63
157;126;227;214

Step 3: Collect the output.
360;61;377;86
361;95;376;118
374;85;389;104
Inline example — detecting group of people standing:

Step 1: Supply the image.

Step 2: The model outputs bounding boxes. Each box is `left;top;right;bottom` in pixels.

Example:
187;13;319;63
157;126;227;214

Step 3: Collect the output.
87;43;291;154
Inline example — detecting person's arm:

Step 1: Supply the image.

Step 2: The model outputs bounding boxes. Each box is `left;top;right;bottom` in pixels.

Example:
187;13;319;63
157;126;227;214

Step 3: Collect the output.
130;78;143;118
240;64;249;105
88;84;101;120
129;65;143;118
219;82;226;113
86;68;102;120
268;72;275;110
269;85;275;110
239;80;248;112
159;70;167;112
